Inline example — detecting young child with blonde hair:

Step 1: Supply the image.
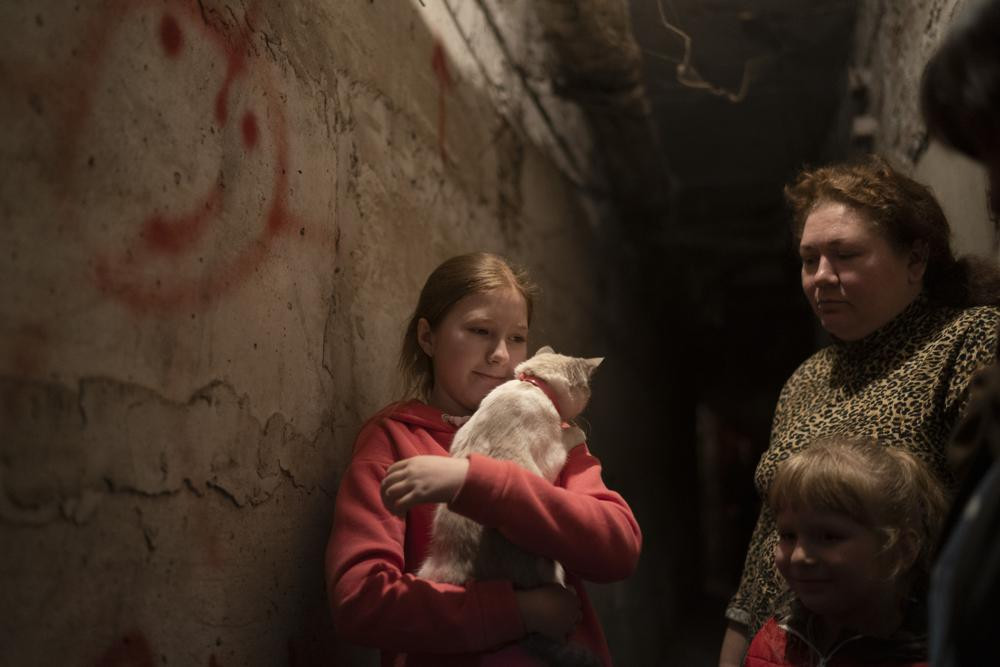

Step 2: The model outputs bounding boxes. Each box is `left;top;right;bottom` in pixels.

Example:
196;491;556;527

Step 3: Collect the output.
744;437;947;667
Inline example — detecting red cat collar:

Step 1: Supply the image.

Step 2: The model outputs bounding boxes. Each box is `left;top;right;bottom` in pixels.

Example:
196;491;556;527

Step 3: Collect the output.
517;372;564;421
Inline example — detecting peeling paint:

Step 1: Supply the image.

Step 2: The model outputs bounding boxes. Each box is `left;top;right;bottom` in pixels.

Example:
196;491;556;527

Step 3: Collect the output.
1;375;337;523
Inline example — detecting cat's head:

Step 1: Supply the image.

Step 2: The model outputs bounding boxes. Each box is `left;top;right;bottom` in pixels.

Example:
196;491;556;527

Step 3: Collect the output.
514;345;603;420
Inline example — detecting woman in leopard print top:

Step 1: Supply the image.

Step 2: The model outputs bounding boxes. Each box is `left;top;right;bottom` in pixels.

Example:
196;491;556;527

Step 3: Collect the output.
718;155;1000;666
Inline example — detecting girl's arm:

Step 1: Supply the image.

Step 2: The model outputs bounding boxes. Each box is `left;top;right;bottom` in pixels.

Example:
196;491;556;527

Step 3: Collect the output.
447;442;642;582
327;451;580;653
326;454;524;653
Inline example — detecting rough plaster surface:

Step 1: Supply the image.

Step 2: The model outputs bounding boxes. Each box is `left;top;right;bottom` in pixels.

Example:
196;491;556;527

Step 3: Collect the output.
414;0;600;195
853;0;997;259
1;1;608;663
853;0;966;164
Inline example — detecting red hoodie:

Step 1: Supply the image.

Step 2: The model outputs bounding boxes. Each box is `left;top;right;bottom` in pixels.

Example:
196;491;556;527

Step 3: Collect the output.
325;400;642;666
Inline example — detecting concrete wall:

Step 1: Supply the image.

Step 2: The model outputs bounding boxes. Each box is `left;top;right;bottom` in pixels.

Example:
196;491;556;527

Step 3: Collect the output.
0;1;615;664
852;0;997;258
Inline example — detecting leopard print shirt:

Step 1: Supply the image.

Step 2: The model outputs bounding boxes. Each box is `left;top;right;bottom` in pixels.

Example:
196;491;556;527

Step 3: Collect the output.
726;295;1000;636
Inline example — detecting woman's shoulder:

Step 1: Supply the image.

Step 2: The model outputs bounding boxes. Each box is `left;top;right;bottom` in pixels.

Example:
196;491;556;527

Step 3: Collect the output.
934;302;1000;329
957;303;1000;329
929;303;1000;349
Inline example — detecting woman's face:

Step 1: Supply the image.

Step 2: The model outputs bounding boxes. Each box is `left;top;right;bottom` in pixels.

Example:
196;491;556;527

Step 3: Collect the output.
418;287;529;416
799;202;926;341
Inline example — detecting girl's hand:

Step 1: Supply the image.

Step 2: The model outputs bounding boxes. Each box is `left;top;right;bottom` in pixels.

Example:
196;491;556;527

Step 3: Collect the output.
515;585;582;641
380;455;470;516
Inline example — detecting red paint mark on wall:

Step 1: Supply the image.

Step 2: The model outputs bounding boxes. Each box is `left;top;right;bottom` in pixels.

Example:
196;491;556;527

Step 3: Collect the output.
431;41;452;161
159;13;182;57
94;631;155;667
139;188;223;255
241;111;258;150
46;0;300;313
214;50;247;125
4;0;303;313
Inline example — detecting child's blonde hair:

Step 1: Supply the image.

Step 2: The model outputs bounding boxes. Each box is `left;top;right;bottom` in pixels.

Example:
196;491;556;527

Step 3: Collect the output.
398;252;539;401
768;437;948;580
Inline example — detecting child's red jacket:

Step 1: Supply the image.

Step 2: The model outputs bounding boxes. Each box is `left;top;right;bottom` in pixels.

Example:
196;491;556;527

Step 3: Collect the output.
745;616;928;667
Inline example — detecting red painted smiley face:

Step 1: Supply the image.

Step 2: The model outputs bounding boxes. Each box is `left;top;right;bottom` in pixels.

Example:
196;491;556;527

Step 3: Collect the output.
69;1;295;312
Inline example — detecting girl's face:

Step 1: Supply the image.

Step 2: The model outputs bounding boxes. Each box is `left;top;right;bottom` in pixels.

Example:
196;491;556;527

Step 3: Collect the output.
418;286;529;416
799;202;925;341
774;506;897;626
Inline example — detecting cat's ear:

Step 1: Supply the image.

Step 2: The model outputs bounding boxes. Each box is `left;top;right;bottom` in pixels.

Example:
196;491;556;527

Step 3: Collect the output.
585;357;604;375
535;345;555;356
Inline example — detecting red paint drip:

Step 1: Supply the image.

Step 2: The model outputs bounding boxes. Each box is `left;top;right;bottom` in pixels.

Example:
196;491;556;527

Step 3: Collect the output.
431;41;452;161
214;50;246;125
241;111;258;149
160;14;182;57
267;198;288;233
141;188;223;255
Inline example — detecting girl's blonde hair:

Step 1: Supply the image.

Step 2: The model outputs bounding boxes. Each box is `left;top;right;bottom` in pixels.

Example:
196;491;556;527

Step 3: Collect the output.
768;437;948;580
398;252;538;401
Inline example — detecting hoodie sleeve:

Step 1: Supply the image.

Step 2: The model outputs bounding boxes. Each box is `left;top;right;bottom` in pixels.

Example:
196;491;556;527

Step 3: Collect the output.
448;442;642;582
325;426;524;653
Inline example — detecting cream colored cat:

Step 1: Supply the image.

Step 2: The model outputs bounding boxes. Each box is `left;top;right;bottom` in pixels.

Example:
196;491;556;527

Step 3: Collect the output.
417;346;603;666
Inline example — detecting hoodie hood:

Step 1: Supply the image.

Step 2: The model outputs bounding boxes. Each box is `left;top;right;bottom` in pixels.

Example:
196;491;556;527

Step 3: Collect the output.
382;399;457;434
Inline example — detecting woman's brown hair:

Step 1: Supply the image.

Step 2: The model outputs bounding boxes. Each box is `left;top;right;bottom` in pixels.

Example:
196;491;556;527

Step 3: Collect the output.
785;154;1000;307
398;252;539;401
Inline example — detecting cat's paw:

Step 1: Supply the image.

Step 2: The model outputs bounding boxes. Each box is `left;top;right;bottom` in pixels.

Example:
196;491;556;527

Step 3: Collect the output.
560;425;586;452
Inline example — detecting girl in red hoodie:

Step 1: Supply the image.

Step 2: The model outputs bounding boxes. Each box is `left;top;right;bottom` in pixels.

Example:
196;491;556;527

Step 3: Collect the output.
325;252;641;666
744;437;947;667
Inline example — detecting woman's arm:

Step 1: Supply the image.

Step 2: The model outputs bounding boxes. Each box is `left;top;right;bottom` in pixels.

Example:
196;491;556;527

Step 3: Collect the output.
942;311;1000;475
723;504;782;649
944;310;1000;421
448;443;642;581
718;621;749;667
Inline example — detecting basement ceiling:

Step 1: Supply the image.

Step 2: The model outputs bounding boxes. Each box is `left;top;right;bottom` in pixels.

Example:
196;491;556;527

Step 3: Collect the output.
631;0;859;196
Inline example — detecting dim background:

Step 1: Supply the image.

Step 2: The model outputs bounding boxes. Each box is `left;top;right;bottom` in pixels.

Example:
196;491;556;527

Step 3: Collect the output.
1;1;995;665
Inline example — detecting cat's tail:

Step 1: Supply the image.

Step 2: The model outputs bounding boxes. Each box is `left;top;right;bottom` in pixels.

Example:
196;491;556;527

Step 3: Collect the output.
521;634;603;667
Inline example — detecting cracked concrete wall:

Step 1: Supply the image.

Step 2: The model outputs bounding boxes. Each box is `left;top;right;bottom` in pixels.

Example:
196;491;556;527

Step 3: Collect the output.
0;1;609;664
852;0;997;258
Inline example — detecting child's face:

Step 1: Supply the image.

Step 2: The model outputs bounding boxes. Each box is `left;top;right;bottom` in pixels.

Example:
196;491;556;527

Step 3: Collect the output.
774;506;894;623
418;286;529;416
